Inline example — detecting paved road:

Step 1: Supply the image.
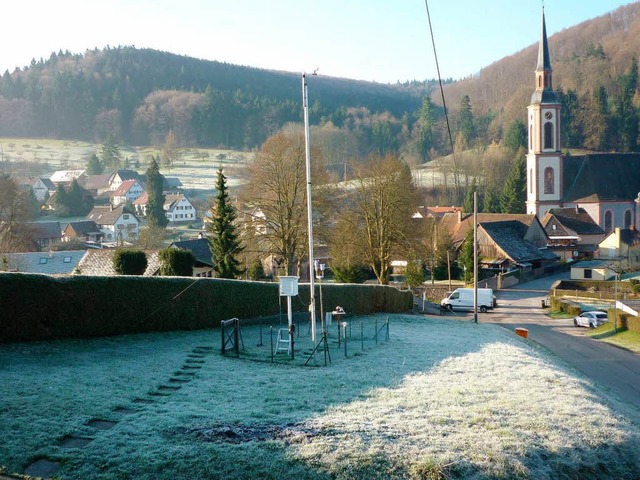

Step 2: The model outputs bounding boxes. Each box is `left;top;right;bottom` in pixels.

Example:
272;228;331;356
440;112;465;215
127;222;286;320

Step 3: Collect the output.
486;273;640;411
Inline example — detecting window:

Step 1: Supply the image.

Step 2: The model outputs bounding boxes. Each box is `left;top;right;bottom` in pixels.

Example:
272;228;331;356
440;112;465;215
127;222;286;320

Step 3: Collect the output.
39;258;48;264
584;269;592;279
123;214;130;220
544;122;554;149
529;125;533;150
63;256;71;263
624;209;632;229
544;167;554;194
604;210;613;233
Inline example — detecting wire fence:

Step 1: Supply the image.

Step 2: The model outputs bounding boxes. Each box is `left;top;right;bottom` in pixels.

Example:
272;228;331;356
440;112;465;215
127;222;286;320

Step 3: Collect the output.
220;314;392;367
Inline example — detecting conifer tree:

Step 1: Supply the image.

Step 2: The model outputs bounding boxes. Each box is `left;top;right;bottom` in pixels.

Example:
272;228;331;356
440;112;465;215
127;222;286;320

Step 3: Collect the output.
145;156;168;228
500;151;526;214
207;166;243;278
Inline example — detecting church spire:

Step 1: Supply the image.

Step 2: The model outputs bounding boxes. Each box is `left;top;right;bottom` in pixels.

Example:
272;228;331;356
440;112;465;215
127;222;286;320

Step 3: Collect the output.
536;9;552;72
532;7;556;103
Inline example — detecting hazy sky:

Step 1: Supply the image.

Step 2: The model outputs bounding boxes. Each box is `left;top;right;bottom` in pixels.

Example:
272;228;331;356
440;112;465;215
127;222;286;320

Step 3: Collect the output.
1;1;634;83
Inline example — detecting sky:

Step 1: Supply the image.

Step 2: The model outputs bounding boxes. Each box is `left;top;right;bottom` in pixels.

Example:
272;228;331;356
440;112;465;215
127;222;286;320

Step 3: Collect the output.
0;0;635;84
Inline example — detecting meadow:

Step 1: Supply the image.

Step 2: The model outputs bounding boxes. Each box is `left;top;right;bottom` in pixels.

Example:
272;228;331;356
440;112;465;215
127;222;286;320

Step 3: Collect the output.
1;314;639;479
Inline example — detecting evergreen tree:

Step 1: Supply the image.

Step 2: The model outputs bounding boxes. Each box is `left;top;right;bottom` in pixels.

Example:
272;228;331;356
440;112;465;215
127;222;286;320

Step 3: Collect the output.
145;156;168;228
463;178;477;213
207;166;243;278
482;184;501;213
86;153;104;175
416;96;437;162
504;119;527;153
500;151;526;213
100;137;122;171
67;179;93;216
456;95;475;146
52;184;70;216
458;229;479;284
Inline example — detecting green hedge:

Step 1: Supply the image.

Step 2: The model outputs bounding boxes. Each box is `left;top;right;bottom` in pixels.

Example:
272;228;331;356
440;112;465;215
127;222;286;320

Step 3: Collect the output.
549;296;581;316
611;310;640;333
0;273;412;343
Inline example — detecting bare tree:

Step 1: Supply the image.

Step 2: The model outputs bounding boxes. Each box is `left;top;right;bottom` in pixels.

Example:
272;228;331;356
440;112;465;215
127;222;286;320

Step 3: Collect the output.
239;131;327;276
336;154;420;285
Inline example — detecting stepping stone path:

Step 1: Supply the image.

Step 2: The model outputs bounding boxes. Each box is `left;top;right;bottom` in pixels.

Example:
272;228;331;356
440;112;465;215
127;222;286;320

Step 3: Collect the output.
113;407;139;414
18;345;215;479
58;436;93;448
87;419;118;430
24;459;61;478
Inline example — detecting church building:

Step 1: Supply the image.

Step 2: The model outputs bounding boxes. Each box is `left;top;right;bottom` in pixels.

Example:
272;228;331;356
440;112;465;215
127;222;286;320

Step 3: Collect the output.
526;10;640;233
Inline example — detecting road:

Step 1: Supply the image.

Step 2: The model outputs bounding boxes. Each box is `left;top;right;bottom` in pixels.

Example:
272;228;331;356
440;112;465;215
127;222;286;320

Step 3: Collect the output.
485;273;640;411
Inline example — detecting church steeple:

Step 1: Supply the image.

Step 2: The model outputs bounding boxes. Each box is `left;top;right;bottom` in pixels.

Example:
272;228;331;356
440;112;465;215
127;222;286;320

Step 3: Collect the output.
526;7;562;218
537;9;552;71
532;9;555;102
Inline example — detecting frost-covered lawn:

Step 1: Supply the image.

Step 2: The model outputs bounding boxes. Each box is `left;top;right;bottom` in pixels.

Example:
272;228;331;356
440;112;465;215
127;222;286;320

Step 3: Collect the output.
1;315;639;479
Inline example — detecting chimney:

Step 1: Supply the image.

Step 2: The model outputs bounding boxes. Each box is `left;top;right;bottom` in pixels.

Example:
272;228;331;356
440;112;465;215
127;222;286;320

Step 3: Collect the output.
457;210;462;223
575;205;579;214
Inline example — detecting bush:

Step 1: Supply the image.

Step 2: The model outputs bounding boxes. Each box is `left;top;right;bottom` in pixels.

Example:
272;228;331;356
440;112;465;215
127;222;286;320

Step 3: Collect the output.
159;248;195;276
113;249;147;275
332;264;370;284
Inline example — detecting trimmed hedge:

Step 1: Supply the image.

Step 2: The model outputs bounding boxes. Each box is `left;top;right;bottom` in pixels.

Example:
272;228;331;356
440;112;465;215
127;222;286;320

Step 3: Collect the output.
0;273;412;343
611;310;640;333
549;296;582;316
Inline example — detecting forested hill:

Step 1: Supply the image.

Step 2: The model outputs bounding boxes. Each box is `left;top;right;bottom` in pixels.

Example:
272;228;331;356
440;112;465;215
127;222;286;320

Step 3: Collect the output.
1;2;640;158
0;46;437;150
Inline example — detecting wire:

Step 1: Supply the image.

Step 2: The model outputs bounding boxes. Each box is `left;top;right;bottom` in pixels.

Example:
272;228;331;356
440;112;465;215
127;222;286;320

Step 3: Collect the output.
424;0;458;192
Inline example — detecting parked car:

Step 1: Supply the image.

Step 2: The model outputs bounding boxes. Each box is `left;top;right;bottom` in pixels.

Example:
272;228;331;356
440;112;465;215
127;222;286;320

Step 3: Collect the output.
573;311;608;328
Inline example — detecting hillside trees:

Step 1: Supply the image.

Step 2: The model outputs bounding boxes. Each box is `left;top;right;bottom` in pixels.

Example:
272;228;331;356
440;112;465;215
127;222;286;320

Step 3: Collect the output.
332;154;420;285
240;131;328;276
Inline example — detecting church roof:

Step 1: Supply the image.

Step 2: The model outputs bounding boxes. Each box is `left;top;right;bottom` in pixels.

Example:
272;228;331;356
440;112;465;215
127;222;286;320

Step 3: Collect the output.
563;154;640;203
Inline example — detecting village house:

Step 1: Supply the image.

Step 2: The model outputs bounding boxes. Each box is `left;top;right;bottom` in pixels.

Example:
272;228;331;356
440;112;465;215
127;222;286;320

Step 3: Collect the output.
61;221;103;244
597;227;640;269
26;221;62;250
1;250;86;275
540;207;606;262
164;193;196;223
49;170;86;187
111;180;145;207
169;237;214;277
86;205;140;244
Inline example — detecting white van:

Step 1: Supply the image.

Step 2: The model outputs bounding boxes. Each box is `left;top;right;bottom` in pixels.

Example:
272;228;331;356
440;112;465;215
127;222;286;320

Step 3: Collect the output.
440;288;494;313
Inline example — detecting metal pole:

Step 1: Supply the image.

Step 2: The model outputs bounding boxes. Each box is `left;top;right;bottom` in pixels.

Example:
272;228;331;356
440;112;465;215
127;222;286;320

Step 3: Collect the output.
302;73;317;342
473;191;478;323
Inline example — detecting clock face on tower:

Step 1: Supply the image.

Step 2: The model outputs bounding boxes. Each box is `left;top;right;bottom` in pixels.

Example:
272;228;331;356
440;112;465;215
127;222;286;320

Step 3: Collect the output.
545;111;553;120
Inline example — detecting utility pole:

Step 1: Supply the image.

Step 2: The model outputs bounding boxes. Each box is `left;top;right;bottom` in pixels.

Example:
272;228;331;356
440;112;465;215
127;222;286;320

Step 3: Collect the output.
473;191;478;323
302;72;317;342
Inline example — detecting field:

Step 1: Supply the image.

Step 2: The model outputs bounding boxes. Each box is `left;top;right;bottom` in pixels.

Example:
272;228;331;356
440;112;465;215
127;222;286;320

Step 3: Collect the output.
0;138;252;202
1;314;640;480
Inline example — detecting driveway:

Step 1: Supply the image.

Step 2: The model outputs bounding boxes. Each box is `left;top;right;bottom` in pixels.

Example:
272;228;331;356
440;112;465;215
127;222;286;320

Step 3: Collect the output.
486;272;640;411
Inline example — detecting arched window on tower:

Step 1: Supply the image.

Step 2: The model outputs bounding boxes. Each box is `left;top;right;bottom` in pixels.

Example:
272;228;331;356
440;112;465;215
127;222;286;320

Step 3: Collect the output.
544;122;554;150
624;209;632;229
544;167;554;194
604;210;613;233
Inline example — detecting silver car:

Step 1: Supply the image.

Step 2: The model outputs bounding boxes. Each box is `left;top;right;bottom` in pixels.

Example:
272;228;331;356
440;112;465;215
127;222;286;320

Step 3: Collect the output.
573;311;608;328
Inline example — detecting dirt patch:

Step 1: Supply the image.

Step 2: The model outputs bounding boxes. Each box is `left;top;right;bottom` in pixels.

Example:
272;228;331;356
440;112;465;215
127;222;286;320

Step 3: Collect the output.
188;423;323;444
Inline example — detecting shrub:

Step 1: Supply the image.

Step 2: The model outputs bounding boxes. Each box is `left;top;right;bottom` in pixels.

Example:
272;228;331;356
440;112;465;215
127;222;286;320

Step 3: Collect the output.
113;249;147;275
332;264;370;284
0;273;412;343
632;284;640;294
627;316;640;333
159;248;195;276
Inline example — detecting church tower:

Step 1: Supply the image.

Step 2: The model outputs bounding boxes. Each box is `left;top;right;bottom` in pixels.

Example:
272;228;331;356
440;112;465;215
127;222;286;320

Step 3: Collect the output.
526;9;563;217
